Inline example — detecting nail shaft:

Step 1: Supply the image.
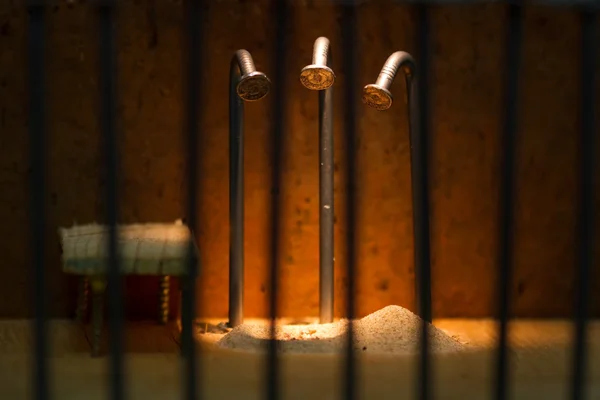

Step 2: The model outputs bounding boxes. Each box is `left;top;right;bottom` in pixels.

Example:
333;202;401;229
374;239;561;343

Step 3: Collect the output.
312;37;330;66
228;51;270;327
229;54;245;328
235;49;257;76
362;50;431;323
301;37;336;323
319;85;334;324
375;52;415;91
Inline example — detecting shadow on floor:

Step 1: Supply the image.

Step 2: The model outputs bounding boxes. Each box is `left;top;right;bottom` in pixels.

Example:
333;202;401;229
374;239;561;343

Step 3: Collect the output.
0;320;180;356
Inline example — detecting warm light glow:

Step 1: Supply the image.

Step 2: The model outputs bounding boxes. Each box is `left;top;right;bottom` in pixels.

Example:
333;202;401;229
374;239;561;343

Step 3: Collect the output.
193;306;466;355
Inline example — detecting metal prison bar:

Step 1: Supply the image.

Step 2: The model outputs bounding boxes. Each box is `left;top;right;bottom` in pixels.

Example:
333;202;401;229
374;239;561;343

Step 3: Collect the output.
183;1;203;399
26;1;597;400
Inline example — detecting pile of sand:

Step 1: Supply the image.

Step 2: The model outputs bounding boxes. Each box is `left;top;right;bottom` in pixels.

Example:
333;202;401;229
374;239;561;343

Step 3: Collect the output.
216;305;465;355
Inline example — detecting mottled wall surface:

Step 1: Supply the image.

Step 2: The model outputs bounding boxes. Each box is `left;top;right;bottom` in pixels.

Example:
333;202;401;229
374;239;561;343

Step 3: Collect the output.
0;0;598;319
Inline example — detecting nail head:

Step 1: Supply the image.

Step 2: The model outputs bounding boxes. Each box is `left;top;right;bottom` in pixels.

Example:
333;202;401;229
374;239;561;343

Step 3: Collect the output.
237;71;271;101
362;84;393;111
300;65;335;91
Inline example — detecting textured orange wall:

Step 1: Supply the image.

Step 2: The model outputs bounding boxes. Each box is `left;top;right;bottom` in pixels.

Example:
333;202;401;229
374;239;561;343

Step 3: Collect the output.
0;1;598;319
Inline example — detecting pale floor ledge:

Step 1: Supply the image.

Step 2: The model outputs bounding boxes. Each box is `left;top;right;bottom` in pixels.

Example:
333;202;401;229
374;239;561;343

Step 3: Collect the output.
1;318;600;399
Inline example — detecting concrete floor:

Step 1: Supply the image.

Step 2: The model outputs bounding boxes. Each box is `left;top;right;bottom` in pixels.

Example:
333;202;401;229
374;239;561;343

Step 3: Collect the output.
1;319;600;399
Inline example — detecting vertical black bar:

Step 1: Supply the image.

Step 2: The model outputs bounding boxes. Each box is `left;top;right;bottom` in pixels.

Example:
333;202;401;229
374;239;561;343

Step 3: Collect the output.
319;86;335;324
494;3;522;400
266;1;289;399
182;0;202;399
98;1;124;399
413;6;433;326
570;7;596;400
340;1;358;400
414;4;432;400
28;1;49;400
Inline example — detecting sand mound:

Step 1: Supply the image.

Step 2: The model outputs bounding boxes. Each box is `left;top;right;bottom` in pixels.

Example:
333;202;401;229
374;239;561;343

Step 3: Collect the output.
217;321;348;353
216;305;464;355
353;305;464;354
